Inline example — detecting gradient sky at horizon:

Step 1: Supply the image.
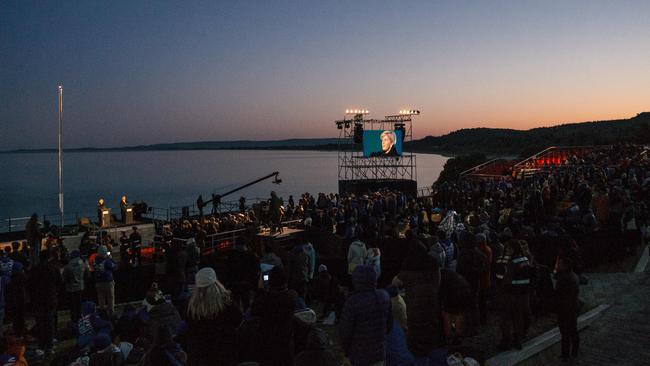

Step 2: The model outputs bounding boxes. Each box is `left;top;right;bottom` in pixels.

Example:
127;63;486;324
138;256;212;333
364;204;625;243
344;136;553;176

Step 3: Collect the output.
2;0;649;149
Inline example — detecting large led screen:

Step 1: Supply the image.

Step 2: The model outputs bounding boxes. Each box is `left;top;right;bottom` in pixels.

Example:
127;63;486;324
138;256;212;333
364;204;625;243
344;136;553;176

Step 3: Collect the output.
363;129;403;157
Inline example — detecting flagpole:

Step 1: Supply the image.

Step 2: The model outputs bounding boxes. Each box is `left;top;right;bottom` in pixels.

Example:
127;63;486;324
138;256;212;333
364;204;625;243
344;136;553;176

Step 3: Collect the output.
58;85;64;229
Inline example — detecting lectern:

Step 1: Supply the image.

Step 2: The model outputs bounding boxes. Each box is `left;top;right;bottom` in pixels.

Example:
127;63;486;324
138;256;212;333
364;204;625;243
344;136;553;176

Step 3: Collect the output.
100;209;111;228
123;207;134;224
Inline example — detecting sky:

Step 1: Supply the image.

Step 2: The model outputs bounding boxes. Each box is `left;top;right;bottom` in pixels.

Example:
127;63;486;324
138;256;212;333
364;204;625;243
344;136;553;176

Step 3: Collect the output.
1;0;649;150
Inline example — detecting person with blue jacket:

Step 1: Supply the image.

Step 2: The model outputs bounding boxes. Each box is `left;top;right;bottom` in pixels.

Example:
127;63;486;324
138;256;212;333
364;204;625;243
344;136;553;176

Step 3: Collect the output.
94;245;117;316
339;265;393;366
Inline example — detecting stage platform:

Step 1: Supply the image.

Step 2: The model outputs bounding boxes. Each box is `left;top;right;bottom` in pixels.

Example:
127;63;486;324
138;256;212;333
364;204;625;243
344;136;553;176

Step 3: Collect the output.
256;227;304;240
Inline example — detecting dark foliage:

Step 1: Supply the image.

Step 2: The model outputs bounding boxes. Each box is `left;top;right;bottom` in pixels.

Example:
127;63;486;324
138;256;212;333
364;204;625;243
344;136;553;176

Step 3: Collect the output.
435;153;486;184
408;112;650;157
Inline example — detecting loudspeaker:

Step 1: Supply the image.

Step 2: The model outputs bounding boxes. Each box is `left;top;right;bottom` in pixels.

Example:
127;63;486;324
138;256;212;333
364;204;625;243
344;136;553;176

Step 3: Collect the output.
353;124;363;144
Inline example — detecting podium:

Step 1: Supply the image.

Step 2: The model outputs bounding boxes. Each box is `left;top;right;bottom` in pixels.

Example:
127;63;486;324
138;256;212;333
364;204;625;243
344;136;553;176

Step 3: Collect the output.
122;207;134;225
100;209;111;228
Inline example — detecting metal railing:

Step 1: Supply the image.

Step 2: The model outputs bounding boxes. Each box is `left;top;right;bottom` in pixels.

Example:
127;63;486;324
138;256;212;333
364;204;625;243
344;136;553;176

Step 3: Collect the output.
1;216;31;233
417;186;433;197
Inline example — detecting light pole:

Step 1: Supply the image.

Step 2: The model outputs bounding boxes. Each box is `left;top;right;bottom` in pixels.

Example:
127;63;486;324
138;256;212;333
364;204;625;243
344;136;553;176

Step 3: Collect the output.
58;85;64;229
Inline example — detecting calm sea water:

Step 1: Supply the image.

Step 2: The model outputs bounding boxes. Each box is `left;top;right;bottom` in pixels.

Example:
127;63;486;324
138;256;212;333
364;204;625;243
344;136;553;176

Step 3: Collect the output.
0;150;447;221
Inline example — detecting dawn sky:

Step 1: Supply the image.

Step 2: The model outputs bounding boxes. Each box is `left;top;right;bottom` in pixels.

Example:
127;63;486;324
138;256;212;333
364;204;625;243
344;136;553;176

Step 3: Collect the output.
2;0;649;149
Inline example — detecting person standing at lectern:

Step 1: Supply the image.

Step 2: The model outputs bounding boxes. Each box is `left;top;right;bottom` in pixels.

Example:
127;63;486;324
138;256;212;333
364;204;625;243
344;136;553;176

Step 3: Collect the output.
129;227;142;266
97;199;106;226
120;196;129;223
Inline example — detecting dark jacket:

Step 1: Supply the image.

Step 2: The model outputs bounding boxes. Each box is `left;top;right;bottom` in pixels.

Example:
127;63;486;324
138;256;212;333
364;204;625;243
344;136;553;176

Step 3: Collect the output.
186;303;243;366
227;249;260;289
27;259;62;311
554;270;580;313
295;328;339;366
399;248;442;356
249;288;296;366
439;269;472;314
145;301;182;342
339;265;392;366
455;233;487;290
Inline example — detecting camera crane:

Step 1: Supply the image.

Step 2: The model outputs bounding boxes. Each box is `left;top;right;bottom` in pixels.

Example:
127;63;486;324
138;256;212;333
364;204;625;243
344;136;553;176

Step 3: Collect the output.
196;171;282;220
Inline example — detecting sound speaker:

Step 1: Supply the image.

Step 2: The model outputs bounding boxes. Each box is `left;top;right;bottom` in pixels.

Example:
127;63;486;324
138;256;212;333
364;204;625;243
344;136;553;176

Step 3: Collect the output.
354;124;363;144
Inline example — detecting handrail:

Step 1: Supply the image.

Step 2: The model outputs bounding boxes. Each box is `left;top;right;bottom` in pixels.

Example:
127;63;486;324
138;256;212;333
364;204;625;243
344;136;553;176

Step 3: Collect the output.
459;158;504;177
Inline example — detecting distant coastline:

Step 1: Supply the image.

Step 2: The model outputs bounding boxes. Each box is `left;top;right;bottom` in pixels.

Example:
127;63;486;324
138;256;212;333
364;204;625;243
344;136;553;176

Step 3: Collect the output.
3;112;648;158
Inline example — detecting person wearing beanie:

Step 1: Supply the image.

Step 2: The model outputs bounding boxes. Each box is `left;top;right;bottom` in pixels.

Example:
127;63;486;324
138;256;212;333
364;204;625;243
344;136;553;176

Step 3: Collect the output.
93;245;117;316
339;265;392;366
64;249;90;323
248;266;298;366
186;267;242;366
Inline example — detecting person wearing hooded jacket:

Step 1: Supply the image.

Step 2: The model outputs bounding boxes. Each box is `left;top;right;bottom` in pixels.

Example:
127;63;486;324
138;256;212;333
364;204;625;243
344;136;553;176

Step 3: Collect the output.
339;264;392;366
347;239;367;275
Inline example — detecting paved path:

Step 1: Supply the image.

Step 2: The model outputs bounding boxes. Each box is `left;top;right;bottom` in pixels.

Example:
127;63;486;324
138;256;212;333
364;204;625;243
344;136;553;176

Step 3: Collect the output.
571;268;650;366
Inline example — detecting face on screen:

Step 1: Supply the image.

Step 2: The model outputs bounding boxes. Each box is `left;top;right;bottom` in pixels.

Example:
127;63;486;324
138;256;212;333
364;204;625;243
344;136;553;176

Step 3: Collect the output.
363;129;402;157
381;133;392;152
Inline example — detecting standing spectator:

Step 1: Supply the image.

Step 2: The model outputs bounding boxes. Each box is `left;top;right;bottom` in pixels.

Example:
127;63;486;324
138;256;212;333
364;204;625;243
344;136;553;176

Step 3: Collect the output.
0;266;10;338
347;238;367;275
476;233;493;325
302;242;317;280
497;240;532;350
63;250;89;323
28;251;62;356
165;240;188;303
119;231;130;266
129;226;142;266
25;213;41;267
289;244;310;300
226;239;260;311
186;267;243;366
339;265;392;366
249;266;297;366
365;247;381;280
554;257;580;362
398;241;442;357
93;245;117;316
185;238;201;283
386;285;407;332
9;242;28;268
456;231;487;336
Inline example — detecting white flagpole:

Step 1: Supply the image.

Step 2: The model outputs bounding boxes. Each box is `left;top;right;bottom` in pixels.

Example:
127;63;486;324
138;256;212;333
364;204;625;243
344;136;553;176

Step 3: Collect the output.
58;85;64;229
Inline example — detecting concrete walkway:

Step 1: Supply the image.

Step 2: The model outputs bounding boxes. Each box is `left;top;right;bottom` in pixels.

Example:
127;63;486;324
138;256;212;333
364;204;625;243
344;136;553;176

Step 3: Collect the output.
486;246;650;365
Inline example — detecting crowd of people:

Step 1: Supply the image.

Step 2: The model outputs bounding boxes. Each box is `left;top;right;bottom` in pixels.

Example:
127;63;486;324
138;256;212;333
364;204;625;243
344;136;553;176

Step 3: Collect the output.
0;144;648;365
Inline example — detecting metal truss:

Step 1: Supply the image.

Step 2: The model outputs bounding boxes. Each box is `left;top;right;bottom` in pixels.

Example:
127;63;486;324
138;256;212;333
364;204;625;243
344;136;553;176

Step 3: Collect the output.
335;113;417;182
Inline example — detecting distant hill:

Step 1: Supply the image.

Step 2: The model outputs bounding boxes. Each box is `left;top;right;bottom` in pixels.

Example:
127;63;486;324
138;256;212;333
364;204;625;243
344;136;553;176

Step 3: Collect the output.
407;112;650;157
5;112;650;157
3;138;341;153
